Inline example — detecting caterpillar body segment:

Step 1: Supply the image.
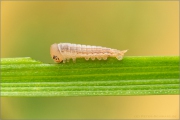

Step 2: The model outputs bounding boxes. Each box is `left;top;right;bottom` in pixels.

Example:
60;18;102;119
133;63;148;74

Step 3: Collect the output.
50;43;128;63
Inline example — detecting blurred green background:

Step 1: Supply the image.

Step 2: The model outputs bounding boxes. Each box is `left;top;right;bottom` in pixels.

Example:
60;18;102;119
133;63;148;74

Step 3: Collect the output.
1;1;179;119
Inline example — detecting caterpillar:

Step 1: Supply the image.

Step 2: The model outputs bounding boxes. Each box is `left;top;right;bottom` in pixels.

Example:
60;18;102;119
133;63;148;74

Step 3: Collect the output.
50;43;128;63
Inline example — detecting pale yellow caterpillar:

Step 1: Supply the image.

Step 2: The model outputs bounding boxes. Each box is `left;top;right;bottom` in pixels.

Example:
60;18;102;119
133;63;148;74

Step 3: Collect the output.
50;43;128;63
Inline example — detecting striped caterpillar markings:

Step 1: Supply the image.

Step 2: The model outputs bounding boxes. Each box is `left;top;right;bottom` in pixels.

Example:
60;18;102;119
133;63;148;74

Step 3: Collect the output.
50;43;128;63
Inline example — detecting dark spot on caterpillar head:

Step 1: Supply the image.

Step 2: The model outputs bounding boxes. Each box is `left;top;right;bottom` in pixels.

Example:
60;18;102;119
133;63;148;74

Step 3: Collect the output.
53;55;60;61
53;55;59;60
53;55;56;59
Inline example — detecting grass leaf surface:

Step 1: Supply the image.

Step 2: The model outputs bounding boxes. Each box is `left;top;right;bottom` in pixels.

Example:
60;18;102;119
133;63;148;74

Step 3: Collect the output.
1;56;179;96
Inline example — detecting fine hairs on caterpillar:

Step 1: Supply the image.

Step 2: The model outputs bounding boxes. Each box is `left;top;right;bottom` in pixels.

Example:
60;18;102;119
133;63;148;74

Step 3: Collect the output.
50;43;128;63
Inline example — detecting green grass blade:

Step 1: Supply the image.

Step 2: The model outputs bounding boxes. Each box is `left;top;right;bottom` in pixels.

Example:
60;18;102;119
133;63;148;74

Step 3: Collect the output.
1;56;179;96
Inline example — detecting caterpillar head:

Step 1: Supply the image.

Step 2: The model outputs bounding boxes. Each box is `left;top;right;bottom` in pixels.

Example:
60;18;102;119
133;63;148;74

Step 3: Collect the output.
50;43;63;63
